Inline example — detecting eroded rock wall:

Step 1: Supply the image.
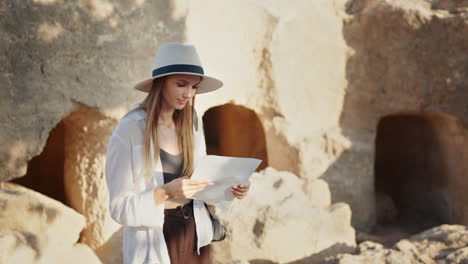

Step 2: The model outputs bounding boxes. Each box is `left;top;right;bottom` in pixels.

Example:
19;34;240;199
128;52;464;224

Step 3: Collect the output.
0;182;101;264
62;106;120;250
175;0;350;183
328;0;468;228
328;225;468;264
0;0;185;182
1;1;357;262
212;168;355;264
2;0;468;263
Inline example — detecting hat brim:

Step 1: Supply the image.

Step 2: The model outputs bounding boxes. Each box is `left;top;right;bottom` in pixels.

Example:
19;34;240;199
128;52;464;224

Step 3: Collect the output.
133;72;223;94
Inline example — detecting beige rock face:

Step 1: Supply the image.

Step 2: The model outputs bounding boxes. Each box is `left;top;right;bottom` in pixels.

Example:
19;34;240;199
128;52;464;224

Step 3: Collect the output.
329;225;468;264
430;0;468;10
2;0;358;231
174;0;362;226
177;0;350;180
212;167;356;264
0;0;186;182
0;182;101;264
95;227;124;264
63;106;121;250
2;0;468;262
327;0;468;228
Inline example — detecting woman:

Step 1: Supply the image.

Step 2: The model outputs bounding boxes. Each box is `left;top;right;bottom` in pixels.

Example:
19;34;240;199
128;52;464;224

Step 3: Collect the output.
105;42;250;264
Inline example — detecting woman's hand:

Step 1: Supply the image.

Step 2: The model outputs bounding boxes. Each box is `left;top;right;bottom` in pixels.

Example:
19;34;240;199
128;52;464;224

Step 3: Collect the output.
162;176;213;199
230;181;250;199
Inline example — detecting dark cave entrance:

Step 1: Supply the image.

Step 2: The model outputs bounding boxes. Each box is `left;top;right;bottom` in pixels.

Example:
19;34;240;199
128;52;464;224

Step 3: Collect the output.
202;103;269;171
11;120;69;206
372;112;468;245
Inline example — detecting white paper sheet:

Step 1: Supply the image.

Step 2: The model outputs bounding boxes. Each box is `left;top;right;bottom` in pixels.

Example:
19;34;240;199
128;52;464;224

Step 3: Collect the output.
191;155;262;202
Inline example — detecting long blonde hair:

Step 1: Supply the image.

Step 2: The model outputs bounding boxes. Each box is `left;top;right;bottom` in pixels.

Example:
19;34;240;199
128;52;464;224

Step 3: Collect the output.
137;76;197;183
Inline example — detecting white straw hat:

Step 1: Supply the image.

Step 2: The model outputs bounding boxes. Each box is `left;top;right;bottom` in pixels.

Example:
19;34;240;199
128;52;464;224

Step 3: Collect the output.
133;42;223;94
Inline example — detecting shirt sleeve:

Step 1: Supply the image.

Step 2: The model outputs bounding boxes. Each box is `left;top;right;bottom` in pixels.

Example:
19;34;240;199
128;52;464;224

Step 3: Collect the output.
105;133;165;227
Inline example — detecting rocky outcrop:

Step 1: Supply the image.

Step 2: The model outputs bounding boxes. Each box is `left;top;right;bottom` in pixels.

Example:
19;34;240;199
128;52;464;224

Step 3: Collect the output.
0;181;101;264
0;0;185;182
80;166;355;264
212;168;356;264
328;0;468;229
224;225;468;263
63;107;120;250
429;0;468;11
327;225;468;264
2;0;468;262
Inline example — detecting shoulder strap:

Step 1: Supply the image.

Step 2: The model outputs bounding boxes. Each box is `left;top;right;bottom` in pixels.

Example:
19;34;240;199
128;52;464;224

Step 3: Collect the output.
193;109;199;132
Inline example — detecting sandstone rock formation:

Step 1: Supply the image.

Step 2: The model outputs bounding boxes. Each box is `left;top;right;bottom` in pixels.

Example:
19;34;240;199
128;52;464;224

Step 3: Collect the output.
89;167;356;264
223;224;468;263
0;0;186;183
62;107;120;251
330;0;468;229
1;0;468;263
212;168;356;264
429;0;468;10
327;225;468;264
0;182;101;264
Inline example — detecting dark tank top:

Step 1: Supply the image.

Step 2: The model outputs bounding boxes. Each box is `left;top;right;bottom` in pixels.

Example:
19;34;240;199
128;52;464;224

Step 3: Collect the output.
160;109;198;184
129;104;198;183
160;148;184;184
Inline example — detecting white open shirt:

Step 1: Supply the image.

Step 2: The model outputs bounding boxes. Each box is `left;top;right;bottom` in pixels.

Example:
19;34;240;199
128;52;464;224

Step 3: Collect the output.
105;104;227;264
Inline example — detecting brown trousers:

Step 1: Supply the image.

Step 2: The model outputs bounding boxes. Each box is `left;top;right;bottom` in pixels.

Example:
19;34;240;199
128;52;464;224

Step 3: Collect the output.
163;200;211;264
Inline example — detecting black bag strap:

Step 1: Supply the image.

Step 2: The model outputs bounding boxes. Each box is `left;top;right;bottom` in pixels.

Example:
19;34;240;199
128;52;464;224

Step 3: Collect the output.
193;109;199;132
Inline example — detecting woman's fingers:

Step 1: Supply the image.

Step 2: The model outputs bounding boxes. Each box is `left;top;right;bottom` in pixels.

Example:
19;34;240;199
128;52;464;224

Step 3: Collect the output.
179;179;212;191
191;180;214;186
183;190;198;198
183;186;209;198
167;177;212;198
231;188;246;195
180;181;212;198
231;188;247;198
231;191;246;199
231;185;246;190
232;185;249;190
230;182;250;199
183;184;211;192
183;179;213;186
231;182;250;190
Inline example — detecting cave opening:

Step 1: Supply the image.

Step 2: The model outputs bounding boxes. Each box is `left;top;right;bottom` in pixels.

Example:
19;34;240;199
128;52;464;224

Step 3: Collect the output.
202;103;269;171
11;105;117;251
11;120;69;206
372;112;468;245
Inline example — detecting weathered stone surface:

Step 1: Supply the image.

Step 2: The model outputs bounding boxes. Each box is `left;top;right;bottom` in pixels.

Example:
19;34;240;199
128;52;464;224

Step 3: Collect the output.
0;182;101;264
2;0;468;262
444;247;468;264
305;178;332;208
328;0;468;228
1;0;350;200
63;106;120;250
328;225;468;264
212;167;355;264
429;0;468;10
0;0;185;182
95;227;124;264
1;0;359;229
177;0;350;181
